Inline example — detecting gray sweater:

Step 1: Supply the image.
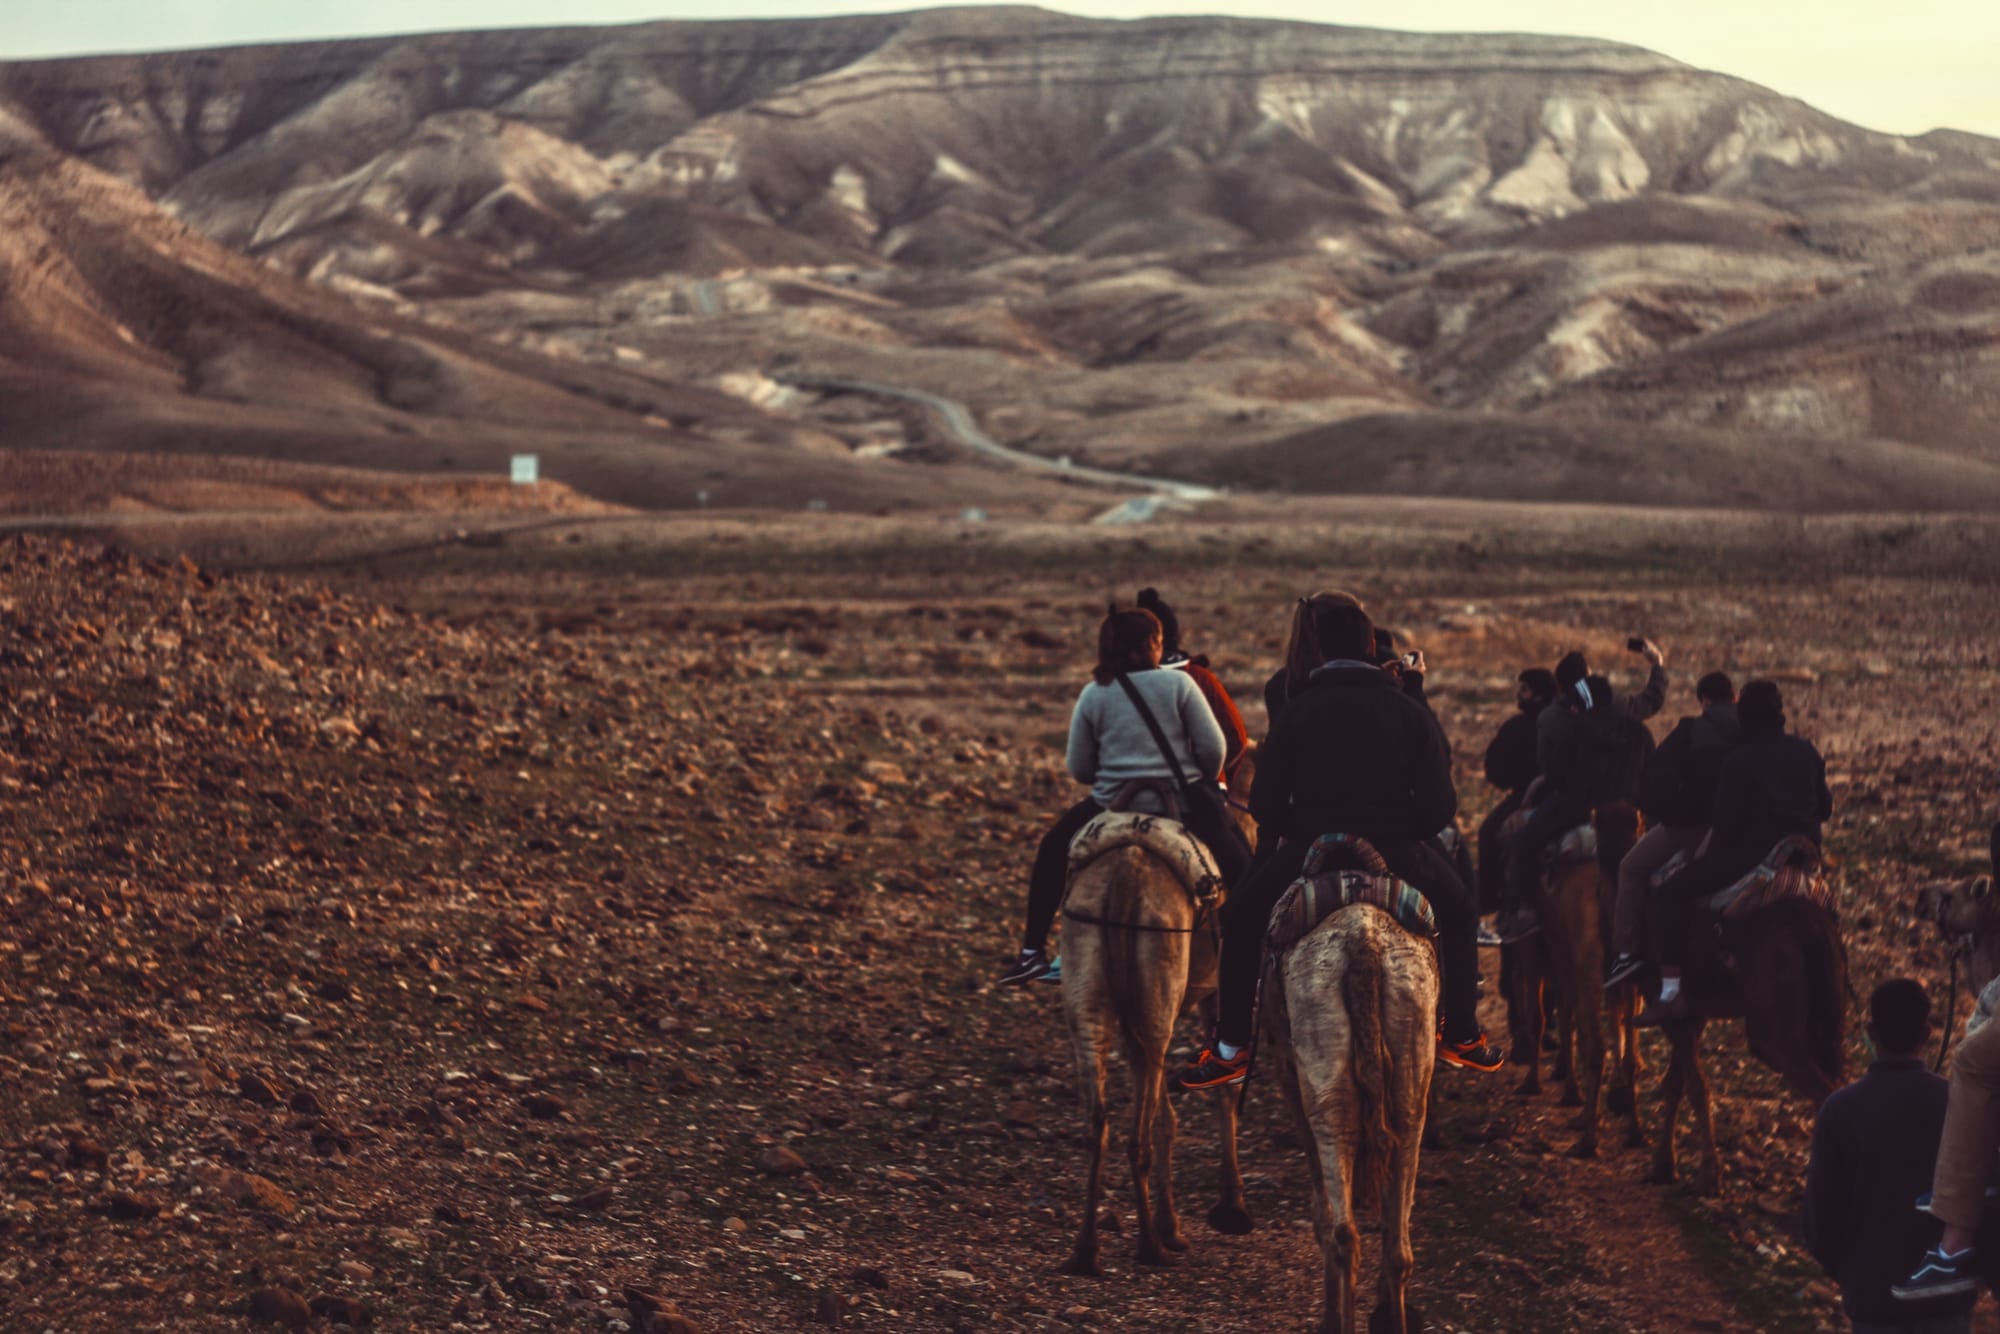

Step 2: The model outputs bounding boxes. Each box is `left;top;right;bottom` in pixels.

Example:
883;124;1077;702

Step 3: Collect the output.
1066;669;1226;808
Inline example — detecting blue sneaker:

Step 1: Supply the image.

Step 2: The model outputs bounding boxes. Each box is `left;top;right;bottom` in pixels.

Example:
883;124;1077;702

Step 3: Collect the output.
997;949;1053;986
1892;1246;1979;1301
1038;955;1063;984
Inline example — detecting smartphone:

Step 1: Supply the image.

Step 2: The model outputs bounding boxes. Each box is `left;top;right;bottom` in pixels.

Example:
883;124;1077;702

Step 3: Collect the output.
1626;636;1647;652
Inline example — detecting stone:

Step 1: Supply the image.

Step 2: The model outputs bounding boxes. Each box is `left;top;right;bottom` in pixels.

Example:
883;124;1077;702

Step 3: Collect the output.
756;1146;808;1176
247;1286;312;1331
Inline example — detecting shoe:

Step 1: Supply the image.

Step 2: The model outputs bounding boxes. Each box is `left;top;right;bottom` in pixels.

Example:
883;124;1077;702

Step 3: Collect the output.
1492;908;1542;943
1038;955;1063;984
1893;1246;1980;1301
1174;1046;1249;1091
1476;920;1504;947
1437;1034;1506;1073
1633;992;1693;1027
1603;954;1644;989
997;948;1052;986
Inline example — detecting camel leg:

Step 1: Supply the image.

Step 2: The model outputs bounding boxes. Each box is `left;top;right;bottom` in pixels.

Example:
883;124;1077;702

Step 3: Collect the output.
1645;1031;1686;1186
1610;989;1647;1148
1063;1055;1109;1275
1150;1075;1188;1253
1372;1016;1433;1334
1684;1022;1720;1197
1207;1083;1254;1235
1513;966;1545;1097
1128;1061;1171;1267
1564;938;1606;1157
1555;997;1582;1106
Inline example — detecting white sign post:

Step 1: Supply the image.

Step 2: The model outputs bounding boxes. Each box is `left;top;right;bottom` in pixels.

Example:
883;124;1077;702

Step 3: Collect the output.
510;454;539;486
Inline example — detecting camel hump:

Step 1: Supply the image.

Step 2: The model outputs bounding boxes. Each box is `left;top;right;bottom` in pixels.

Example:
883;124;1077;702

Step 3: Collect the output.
1065;811;1220;904
1712;835;1832;919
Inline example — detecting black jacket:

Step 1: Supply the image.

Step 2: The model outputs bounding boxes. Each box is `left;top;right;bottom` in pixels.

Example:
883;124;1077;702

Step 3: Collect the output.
1483;709;1544;795
1805;1057;1969;1324
1710;731;1832;854
1639;702;1740;829
1251;665;1456;843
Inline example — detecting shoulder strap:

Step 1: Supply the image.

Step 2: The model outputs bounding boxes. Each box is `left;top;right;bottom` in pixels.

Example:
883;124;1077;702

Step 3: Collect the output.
1114;674;1192;787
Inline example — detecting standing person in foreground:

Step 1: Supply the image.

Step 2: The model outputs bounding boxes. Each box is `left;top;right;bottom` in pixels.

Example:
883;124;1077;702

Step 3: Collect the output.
1895;805;2000;1304
1175;595;1503;1088
1637;679;1831;1025
1807;979;1975;1333
1000;607;1247;985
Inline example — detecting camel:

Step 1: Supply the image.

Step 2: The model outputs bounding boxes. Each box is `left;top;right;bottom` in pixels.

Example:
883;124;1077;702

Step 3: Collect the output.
1511;804;1647;1156
1265;847;1439;1334
1915;872;2000;1007
1643;849;1847;1195
1055;748;1258;1276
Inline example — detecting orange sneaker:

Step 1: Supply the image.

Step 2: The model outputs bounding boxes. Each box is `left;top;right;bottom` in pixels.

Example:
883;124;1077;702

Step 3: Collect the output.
1437;1034;1506;1072
1173;1046;1249;1091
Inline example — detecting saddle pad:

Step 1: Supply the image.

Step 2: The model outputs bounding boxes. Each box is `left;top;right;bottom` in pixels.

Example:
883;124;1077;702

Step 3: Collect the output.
1265;868;1436;957
1066;811;1222;904
1549;824;1596;867
1706;836;1834;919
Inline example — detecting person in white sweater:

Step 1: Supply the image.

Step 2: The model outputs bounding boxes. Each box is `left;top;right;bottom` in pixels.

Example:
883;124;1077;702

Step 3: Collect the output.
999;606;1247;985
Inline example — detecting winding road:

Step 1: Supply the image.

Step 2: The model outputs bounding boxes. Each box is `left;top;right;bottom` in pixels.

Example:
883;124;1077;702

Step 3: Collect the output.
773;371;1220;518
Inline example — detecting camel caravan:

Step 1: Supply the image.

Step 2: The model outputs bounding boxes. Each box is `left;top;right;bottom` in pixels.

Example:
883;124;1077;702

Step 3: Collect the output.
998;588;2000;1333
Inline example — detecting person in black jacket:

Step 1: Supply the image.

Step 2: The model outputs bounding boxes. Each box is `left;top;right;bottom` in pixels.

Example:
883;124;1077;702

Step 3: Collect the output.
1805;979;1974;1333
1604;672;1739;986
1495;667;1658;942
1476;668;1559;914
1175;596;1503;1090
1638;679;1832;1025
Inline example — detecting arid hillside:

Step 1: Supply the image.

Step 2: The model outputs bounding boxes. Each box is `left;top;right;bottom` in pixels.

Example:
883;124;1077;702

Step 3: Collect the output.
4;7;2000;509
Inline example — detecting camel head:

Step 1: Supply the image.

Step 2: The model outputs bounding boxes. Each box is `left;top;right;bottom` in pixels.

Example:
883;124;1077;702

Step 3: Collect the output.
1916;874;2000;997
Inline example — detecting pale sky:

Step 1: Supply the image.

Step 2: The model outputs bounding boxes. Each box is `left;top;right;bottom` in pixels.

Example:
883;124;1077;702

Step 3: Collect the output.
4;0;1996;139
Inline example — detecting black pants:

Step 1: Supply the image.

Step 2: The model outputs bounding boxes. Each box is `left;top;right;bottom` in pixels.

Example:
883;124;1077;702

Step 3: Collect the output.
1022;795;1253;954
1504;800;1585;910
1215;833;1480;1048
1651;843;1766;968
1476;791;1524;914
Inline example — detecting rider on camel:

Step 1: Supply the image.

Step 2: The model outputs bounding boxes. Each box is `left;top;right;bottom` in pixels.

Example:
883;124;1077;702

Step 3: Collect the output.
1136;586;1248;772
1000;606;1249;986
1491;639;1667;942
1476;667;1560;915
1174;595;1504;1089
1605;672;1740;987
1636;679;1830;1026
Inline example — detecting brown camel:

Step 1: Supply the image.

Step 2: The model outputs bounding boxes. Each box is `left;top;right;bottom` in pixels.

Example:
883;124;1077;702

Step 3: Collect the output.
1056;747;1259;1276
1266;864;1439;1334
1644;880;1847;1195
1512;804;1647;1156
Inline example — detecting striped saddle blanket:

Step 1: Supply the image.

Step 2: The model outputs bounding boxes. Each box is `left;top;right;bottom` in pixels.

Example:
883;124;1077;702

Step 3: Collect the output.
1266;833;1437;956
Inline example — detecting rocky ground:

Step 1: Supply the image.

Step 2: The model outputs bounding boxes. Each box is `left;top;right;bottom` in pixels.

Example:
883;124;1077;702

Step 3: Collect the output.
2;514;1998;1331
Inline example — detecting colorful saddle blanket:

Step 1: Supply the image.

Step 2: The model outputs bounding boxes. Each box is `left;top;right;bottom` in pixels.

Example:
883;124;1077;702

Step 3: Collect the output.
1066;811;1222;905
1705;835;1833;919
1265;833;1436;956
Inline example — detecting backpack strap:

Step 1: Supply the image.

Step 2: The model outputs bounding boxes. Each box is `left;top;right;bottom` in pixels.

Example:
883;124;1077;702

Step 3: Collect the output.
1114;674;1193;788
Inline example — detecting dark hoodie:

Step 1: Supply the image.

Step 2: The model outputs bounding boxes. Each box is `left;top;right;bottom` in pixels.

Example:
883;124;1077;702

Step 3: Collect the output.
1640;700;1741;829
1251;664;1456;842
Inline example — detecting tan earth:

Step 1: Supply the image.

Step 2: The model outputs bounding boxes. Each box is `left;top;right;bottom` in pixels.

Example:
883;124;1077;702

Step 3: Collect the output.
1;506;1997;1331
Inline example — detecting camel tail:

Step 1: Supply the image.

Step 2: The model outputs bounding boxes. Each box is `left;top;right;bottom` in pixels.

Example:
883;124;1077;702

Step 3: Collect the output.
1342;928;1399;1212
